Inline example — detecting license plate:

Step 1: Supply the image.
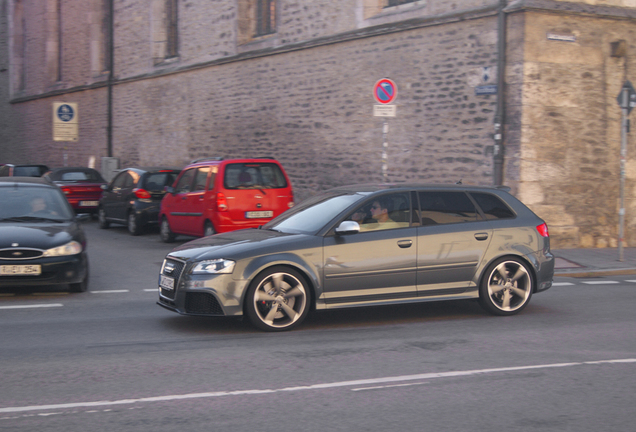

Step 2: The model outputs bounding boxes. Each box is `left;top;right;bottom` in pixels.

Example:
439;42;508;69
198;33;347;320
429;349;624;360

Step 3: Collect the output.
79;201;99;207
245;211;273;219
159;275;174;291
0;265;42;276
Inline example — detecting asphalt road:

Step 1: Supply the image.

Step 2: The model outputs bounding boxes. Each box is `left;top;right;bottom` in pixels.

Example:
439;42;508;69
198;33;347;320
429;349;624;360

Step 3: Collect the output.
1;220;635;431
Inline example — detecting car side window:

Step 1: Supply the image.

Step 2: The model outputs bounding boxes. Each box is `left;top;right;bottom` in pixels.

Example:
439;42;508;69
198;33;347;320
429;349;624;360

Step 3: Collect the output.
418;191;481;225
346;192;411;232
193;167;210;192
123;173;135;188
174;169;196;194
111;172;127;189
470;192;516;220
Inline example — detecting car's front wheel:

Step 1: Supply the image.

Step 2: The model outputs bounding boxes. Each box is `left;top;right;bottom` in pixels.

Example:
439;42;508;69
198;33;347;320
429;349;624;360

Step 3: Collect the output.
70;265;89;293
245;266;310;332
97;208;109;229
160;218;175;243
479;257;533;316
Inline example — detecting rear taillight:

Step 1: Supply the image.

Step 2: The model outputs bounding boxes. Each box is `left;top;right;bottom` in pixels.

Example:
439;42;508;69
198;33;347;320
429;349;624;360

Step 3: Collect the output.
133;188;151;199
536;223;549;237
62;188;71;195
288;191;294;208
216;192;228;211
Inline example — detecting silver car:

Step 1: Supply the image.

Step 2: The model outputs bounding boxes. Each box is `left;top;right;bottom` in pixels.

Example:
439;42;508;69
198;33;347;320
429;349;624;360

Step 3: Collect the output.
157;184;554;331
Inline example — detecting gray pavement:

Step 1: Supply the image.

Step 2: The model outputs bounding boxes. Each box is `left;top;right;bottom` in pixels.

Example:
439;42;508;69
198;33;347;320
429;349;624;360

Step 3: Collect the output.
553;247;636;277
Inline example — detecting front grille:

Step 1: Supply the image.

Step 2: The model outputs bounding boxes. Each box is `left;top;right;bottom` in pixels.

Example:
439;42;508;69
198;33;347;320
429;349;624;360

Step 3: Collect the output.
0;248;43;260
185;292;224;315
160;258;185;300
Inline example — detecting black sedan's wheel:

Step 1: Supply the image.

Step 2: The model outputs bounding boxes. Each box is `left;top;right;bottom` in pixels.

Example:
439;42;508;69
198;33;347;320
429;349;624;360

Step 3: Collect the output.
70;265;89;293
246;267;310;332
479;257;533;316
204;221;215;237
128;212;142;236
97;208;109;229
160;218;175;243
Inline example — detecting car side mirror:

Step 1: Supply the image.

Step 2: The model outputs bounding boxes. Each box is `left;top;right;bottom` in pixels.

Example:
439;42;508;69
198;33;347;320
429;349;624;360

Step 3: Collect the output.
335;220;360;235
165;186;175;194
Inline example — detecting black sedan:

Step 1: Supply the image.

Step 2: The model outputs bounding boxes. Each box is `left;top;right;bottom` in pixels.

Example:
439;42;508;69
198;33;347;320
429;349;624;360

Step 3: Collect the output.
158;184;555;331
0;177;90;292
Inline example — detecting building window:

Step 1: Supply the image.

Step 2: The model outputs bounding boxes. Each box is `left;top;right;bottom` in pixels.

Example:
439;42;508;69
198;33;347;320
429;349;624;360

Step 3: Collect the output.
152;0;178;64
45;0;62;83
102;0;112;71
13;0;26;91
256;0;275;37
386;0;418;6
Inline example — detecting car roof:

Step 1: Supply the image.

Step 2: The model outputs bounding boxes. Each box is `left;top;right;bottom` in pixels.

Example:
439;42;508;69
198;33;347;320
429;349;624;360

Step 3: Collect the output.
0;177;55;187
326;183;512;194
118;167;181;174
185;157;280;168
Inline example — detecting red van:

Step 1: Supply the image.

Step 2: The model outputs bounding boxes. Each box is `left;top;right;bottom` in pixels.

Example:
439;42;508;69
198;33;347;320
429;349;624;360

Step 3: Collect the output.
159;158;294;242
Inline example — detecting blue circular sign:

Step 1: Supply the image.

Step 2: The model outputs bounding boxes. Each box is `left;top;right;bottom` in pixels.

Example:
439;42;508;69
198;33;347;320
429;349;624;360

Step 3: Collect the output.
57;104;75;122
373;79;398;104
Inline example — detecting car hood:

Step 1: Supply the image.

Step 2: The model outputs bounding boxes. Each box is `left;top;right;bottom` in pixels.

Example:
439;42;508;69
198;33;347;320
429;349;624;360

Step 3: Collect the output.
167;228;307;261
0;222;81;249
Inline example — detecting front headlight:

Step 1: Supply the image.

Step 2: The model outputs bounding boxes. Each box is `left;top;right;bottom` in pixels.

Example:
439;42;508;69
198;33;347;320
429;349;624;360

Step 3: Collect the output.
191;259;235;275
42;240;83;257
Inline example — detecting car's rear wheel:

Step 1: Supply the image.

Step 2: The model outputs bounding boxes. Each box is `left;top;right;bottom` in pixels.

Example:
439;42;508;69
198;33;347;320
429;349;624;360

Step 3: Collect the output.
245;266;310;332
97;208;109;229
204;221;215;237
160;218;175;243
128;211;142;236
479;257;533;316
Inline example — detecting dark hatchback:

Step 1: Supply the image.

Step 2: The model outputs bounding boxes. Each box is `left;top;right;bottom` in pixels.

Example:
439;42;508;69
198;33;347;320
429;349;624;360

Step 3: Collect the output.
98;167;181;235
0;177;90;292
158;184;555;331
44;167;107;214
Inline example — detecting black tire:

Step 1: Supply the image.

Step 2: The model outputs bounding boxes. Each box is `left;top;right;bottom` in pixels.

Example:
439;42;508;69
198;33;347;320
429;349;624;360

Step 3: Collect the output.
128;211;142;236
245;266;310;332
204;221;216;237
70;264;89;293
160;218;175;243
479;257;534;316
97;208;110;229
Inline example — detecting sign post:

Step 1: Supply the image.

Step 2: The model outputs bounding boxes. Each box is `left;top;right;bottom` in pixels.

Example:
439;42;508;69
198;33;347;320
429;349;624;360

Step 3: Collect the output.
53;102;79;167
373;79;397;182
616;81;636;261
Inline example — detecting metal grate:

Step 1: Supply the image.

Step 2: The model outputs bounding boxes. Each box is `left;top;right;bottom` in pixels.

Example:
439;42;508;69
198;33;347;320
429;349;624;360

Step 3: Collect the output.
0;248;43;259
185;292;224;315
160;258;185;300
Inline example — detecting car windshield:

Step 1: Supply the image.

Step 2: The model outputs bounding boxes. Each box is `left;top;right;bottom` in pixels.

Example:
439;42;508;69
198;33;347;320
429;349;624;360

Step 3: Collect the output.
263;191;366;234
14;166;46;177
0;186;74;221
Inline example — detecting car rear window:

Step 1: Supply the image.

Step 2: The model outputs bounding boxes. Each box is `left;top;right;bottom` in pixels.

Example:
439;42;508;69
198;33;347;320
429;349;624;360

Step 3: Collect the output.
223;163;287;190
14;166;46;177
144;172;179;192
469;192;516;220
55;170;105;182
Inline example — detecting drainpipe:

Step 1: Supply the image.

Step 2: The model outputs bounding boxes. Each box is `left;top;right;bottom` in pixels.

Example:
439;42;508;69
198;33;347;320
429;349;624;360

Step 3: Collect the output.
493;0;506;185
107;0;114;157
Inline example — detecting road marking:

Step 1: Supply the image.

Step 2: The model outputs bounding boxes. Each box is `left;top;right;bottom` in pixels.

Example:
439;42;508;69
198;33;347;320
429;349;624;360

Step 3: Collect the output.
90;290;130;294
144;289;158;292
582;281;619;285
352;381;428;391
0;304;63;310
1;358;634;414
626;280;636;283
552;282;574;286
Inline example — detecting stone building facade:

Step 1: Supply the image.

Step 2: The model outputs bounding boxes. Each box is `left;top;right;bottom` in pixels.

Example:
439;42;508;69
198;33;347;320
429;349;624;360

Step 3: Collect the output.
1;0;636;249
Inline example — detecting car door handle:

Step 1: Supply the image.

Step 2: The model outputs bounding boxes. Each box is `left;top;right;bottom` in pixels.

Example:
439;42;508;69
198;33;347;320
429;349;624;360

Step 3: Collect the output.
397;240;413;248
474;232;489;241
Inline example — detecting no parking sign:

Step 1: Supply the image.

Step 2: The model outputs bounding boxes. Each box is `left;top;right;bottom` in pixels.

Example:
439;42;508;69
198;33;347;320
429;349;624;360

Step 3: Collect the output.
53;102;78;141
373;78;398;104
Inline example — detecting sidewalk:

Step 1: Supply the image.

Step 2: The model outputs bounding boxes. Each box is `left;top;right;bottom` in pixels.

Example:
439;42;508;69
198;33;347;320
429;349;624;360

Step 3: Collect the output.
553;247;636;277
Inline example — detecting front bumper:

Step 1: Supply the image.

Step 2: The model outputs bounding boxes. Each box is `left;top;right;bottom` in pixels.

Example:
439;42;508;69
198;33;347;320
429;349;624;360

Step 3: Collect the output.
0;253;88;288
157;258;248;317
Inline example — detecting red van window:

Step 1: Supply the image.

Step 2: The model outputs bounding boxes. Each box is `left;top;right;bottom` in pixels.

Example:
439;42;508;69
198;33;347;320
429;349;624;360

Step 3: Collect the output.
223;163;287;190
